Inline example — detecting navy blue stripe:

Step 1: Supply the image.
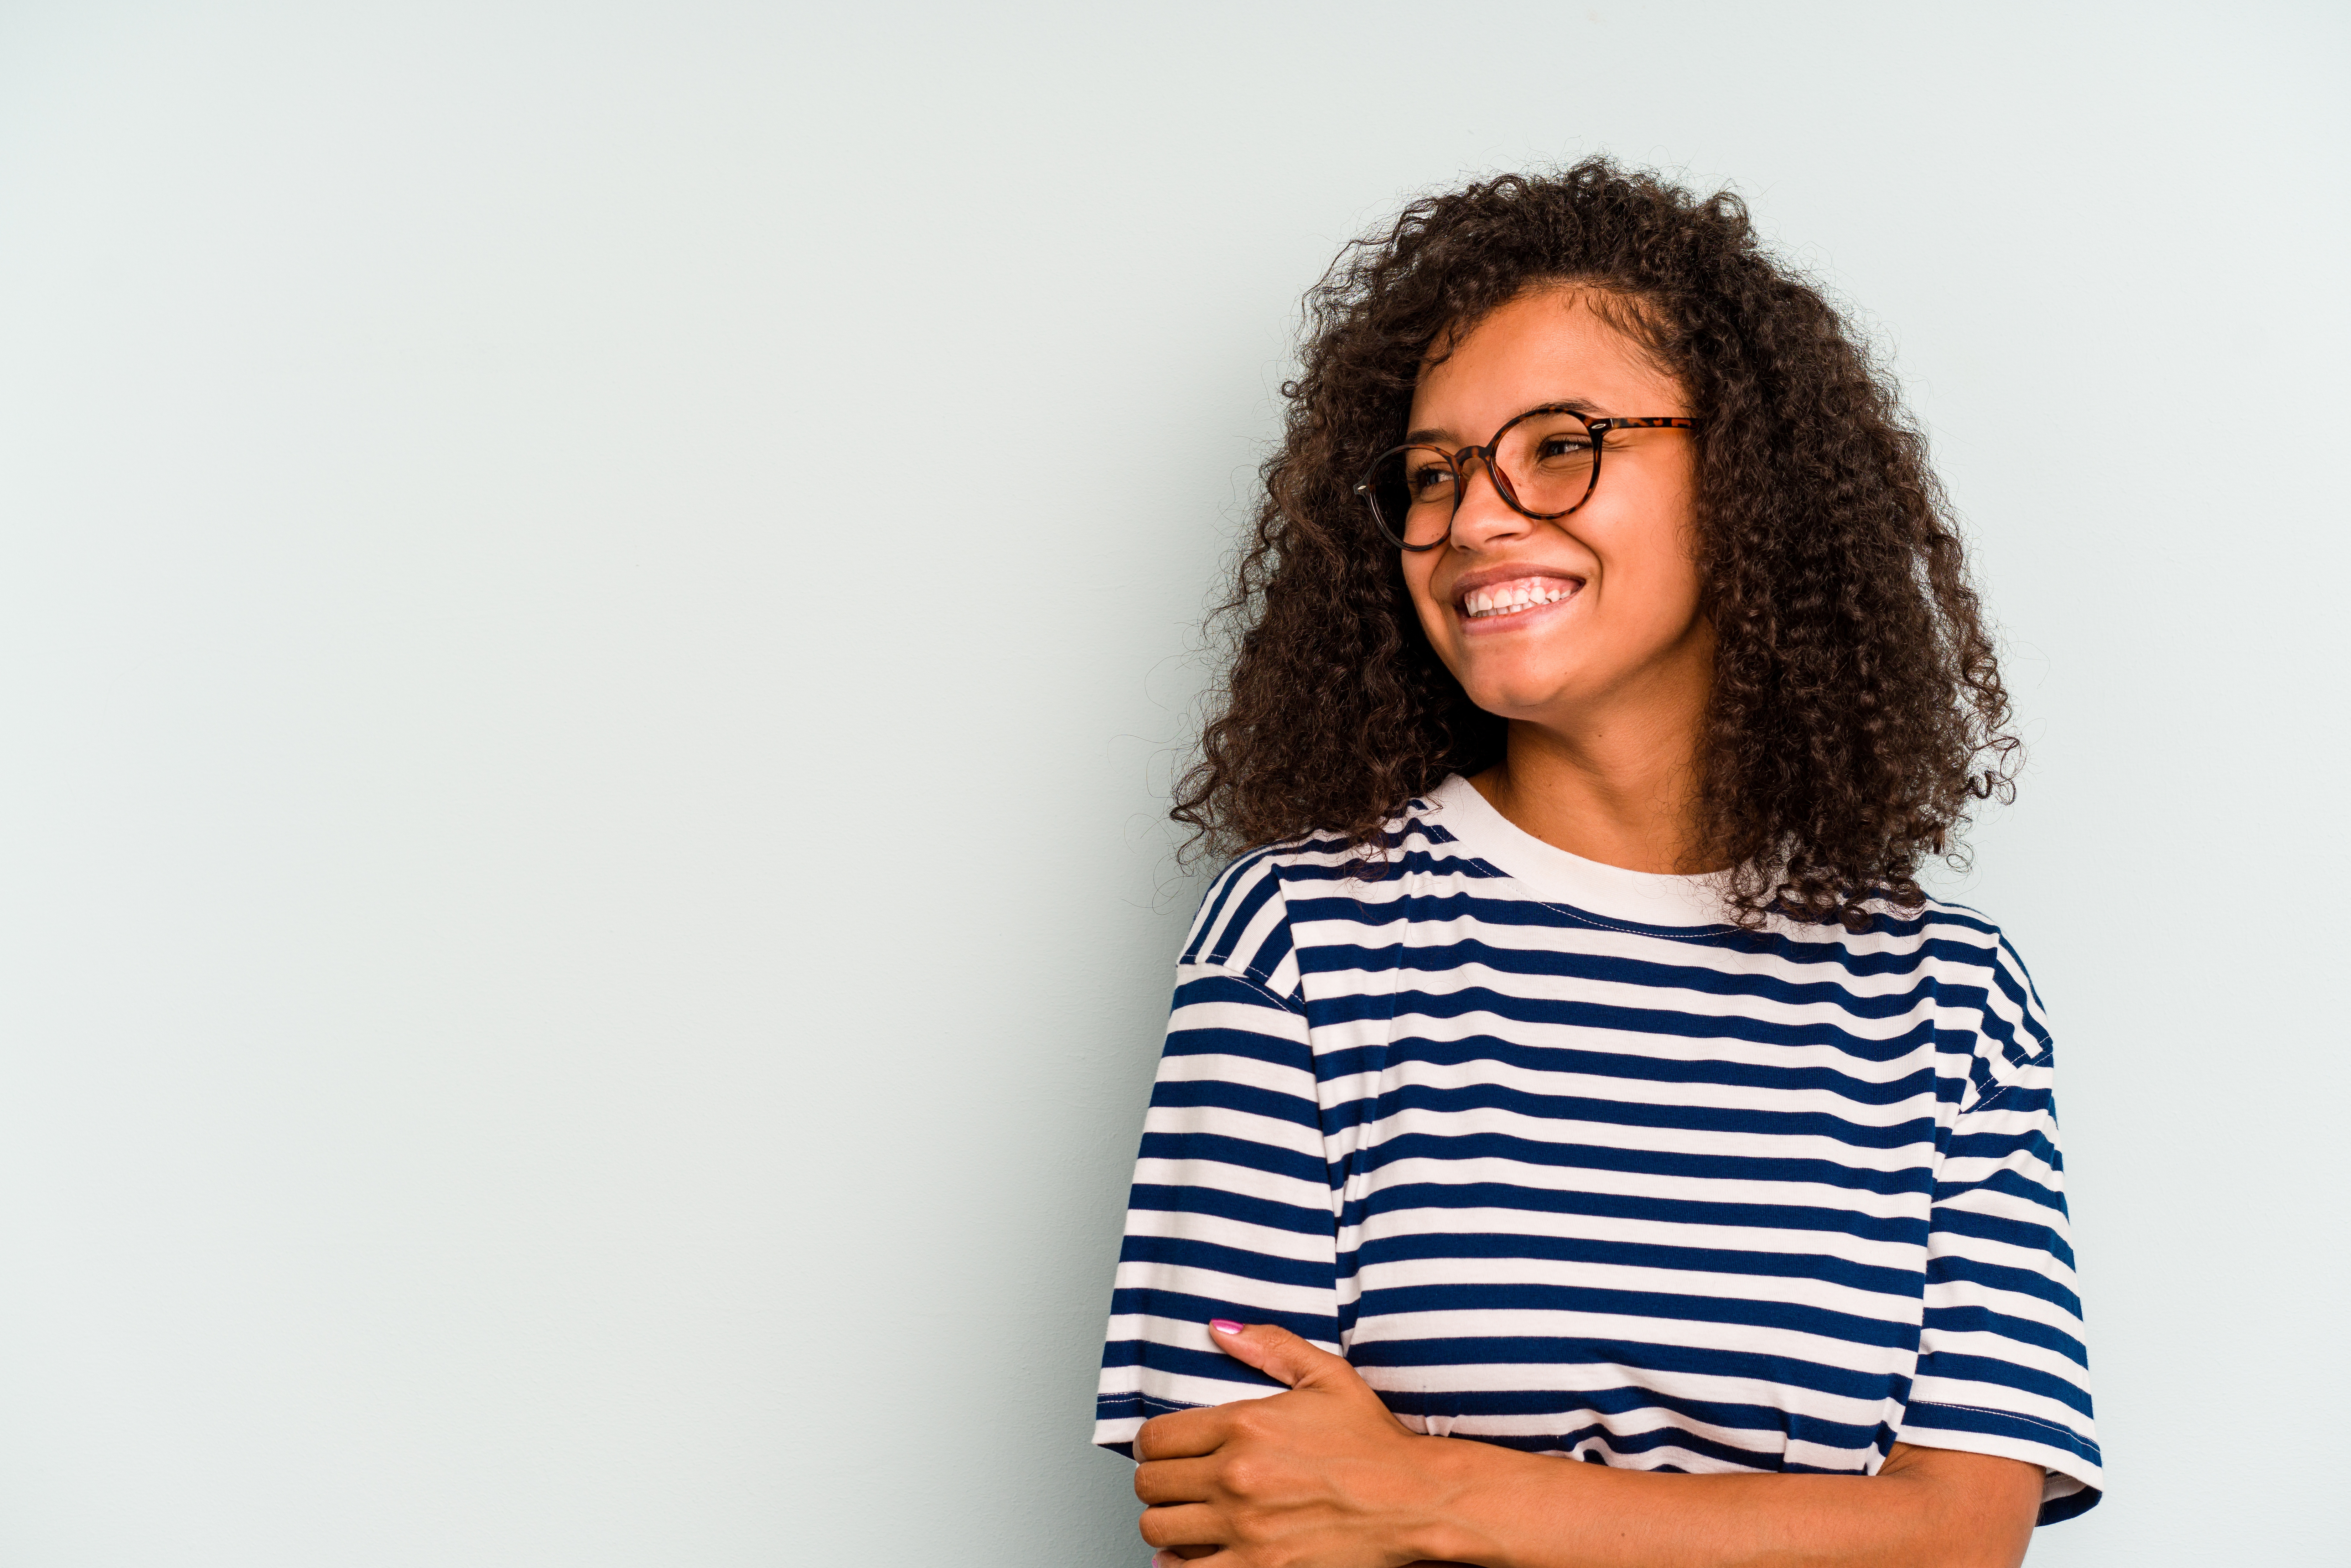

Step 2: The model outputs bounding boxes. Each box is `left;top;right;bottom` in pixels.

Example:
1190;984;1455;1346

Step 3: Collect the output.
1287;888;2006;973
1372;1380;1886;1457
1313;1028;1945;1106
1098;1341;1292;1395
1355;1127;1932;1202
1117;1234;1336;1290
1351;1226;1922;1298
1350;1331;1894;1402
1913;1351;2096;1419
1310;980;1966;1067
1171;970;1307;1016
1298;930;1984;1022
1355;1278;1919;1348
1904;1398;2103;1465
1163;1024;1309;1071
1920;1300;2087;1364
1135;1129;1326;1186
1450;1413;1792;1472
1150;1076;1322;1130
1204;861;1286;971
1244;921;1299;994
1339;1176;1929;1248
1105;1291;1337;1343
1922;1203;2076;1270
1342;1077;1941;1153
1925;1252;2082;1318
1181;846;1280;965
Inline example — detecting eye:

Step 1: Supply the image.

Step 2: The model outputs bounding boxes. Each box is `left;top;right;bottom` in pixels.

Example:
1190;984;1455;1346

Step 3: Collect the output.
1536;432;1595;461
1405;461;1456;500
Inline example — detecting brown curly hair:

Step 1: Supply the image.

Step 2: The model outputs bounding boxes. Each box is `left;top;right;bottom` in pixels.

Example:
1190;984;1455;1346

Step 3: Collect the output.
1172;158;2018;930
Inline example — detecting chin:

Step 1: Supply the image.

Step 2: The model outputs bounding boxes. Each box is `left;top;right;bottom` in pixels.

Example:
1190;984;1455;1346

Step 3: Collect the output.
1457;672;1577;721
1446;647;1580;716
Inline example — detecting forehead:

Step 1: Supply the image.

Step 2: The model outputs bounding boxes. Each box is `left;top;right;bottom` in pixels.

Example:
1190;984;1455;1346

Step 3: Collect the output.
1408;289;1680;431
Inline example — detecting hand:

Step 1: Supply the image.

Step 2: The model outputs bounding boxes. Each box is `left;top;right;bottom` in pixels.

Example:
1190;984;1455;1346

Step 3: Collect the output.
1132;1319;1459;1568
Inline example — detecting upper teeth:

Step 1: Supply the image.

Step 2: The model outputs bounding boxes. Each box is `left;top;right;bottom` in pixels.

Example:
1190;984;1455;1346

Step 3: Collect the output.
1464;579;1575;618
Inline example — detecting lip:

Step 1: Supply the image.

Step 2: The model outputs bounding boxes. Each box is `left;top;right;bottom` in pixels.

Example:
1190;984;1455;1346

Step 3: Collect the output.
1446;564;1587;633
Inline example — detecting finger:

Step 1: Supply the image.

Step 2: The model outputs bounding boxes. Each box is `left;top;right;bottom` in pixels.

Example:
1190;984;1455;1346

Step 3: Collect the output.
1137;1502;1230;1552
1132;1455;1221;1506
1134;1404;1230;1461
1205;1317;1355;1391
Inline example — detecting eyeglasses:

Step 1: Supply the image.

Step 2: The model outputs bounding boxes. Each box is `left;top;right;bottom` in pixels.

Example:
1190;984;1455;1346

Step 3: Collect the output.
1354;404;1700;551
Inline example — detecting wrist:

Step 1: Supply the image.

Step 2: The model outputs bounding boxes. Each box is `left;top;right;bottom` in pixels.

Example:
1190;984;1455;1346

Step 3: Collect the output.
1401;1434;1541;1568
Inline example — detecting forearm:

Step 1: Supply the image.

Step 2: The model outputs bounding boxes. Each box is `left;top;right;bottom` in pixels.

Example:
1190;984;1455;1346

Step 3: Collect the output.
1406;1440;2033;1568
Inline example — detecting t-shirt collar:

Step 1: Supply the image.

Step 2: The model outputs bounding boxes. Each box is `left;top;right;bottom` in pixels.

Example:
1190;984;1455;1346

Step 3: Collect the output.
1422;773;1734;931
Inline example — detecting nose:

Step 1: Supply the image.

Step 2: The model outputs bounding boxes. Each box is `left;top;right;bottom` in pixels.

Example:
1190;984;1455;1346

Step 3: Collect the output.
1445;450;1533;550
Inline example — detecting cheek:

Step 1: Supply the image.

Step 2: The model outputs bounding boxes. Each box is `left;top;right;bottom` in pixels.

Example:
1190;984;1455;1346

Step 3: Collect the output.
1629;550;1706;630
1593;514;1705;633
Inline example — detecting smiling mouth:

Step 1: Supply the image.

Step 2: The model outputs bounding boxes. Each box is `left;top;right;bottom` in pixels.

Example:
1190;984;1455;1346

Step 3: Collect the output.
1460;576;1583;620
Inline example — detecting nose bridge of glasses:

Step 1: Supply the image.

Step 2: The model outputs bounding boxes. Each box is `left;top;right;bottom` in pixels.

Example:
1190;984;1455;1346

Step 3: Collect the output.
1447;442;1521;513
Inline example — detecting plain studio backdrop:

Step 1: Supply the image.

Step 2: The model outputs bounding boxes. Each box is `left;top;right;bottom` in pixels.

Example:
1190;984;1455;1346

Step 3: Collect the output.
0;2;2343;1563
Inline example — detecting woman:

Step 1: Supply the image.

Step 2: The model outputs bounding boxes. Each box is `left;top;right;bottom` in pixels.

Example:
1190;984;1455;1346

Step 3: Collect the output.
1094;161;2099;1568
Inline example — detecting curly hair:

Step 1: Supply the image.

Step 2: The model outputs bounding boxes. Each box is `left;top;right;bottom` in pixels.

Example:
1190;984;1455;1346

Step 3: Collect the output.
1171;158;2018;930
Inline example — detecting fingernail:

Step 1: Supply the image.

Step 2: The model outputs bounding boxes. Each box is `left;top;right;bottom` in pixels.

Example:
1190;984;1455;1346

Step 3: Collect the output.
1210;1318;1242;1335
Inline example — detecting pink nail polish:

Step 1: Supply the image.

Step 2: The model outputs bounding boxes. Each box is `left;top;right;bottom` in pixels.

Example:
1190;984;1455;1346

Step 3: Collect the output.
1210;1318;1242;1335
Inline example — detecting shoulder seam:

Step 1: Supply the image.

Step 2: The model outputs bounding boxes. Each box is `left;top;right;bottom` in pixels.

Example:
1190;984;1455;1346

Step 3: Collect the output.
1961;1042;2055;1116
1181;956;1307;1016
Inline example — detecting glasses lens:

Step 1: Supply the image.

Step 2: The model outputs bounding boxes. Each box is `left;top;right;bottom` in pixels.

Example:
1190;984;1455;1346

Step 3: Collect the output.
1495;410;1598;516
1363;446;1456;547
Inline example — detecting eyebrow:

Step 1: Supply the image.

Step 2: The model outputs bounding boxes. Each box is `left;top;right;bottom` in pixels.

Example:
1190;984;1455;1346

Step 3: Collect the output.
1404;397;1605;445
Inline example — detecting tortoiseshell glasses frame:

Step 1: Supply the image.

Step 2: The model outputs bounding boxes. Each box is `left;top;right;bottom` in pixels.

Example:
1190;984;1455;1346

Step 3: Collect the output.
1353;404;1701;552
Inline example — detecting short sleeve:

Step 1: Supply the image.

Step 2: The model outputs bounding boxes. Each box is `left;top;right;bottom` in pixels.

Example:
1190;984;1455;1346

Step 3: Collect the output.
1093;877;1342;1456
1897;939;2103;1523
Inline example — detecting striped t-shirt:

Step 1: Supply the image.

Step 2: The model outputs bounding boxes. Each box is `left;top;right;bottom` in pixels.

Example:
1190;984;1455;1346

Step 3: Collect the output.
1095;774;2101;1525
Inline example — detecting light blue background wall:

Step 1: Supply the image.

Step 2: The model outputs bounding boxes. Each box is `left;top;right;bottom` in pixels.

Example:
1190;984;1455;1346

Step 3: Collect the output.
0;3;2342;1563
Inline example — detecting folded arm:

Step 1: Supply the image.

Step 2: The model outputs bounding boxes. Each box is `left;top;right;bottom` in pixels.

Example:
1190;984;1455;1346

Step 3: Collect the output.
1135;1322;2041;1568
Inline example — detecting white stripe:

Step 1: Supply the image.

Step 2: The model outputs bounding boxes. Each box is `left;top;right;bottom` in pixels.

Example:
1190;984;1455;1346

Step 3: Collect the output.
1349;1250;1925;1321
1130;1156;1332;1214
1109;1260;1335;1316
1152;1043;1318;1100
1142;1101;1324;1160
1123;1206;1336;1265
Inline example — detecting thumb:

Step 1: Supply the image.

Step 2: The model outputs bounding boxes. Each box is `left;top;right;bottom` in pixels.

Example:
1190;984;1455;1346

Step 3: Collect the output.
1206;1318;1355;1391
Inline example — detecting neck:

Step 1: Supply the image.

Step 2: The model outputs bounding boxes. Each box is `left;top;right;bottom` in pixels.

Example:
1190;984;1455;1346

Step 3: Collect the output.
1470;691;1714;878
